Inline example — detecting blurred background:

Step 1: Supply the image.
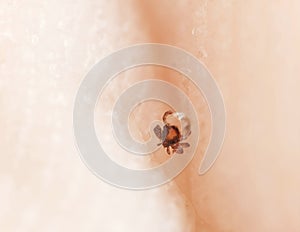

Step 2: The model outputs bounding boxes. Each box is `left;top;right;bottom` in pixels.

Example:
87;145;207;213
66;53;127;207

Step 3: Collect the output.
0;1;300;231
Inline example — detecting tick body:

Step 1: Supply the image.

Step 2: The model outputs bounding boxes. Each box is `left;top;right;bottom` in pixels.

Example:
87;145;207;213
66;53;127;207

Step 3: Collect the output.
154;110;191;155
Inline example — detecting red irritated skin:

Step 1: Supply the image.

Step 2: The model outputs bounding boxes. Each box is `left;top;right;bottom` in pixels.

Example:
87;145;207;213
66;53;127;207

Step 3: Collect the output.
154;111;191;155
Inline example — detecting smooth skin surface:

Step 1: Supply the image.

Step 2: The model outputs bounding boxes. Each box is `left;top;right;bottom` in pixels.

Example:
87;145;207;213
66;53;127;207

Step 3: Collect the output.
1;1;300;231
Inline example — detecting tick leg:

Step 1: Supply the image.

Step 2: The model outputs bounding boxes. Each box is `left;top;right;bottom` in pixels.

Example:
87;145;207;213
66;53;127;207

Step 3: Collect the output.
180;142;190;148
175;146;184;154
153;125;162;139
166;146;171;155
171;143;180;154
161;126;169;142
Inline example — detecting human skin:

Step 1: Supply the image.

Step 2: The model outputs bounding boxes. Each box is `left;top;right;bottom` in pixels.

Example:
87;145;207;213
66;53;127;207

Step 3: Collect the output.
1;0;300;232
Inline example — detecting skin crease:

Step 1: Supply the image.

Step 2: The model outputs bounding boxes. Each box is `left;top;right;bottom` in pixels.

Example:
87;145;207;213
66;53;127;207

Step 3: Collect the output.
115;0;300;231
1;0;300;232
100;1;300;231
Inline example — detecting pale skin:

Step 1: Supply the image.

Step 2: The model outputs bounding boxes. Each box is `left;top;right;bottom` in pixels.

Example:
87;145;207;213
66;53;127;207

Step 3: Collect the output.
1;1;300;232
108;1;300;230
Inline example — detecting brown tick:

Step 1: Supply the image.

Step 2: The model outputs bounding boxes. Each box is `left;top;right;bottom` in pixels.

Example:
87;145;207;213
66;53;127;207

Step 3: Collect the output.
153;110;191;155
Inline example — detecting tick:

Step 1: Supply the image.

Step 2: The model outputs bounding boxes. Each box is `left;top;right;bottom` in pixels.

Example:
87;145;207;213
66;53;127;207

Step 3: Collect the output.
153;110;191;155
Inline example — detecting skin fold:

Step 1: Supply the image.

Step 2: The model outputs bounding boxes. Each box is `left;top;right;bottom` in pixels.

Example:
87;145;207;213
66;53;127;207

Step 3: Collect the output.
1;0;300;231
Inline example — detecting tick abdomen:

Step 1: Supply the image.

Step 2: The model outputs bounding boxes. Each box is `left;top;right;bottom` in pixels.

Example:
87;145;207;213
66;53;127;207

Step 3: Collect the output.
162;125;181;147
